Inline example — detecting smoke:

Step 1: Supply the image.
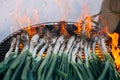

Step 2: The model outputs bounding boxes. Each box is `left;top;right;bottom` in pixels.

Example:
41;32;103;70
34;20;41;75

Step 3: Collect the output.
0;0;103;42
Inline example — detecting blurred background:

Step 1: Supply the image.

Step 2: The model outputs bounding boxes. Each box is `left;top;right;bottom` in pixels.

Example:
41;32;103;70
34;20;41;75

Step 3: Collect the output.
0;0;103;42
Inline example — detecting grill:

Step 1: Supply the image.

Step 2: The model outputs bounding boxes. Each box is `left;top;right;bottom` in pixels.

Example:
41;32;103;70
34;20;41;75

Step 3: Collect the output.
0;21;87;62
0;21;120;79
0;21;119;64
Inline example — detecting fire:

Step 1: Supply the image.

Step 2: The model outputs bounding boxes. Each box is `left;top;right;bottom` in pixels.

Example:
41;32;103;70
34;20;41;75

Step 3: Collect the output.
10;1;120;72
22;13;31;29
74;20;82;35
11;9;36;30
74;8;93;36
9;0;40;36
10;2;39;37
21;10;37;37
75;3;92;37
59;22;69;37
98;16;120;71
106;28;120;71
85;16;92;37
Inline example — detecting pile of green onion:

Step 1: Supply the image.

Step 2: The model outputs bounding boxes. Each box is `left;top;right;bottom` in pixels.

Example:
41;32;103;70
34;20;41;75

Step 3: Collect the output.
0;30;120;80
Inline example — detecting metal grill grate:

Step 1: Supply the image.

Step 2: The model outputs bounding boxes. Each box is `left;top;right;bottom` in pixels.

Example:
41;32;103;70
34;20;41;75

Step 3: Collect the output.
0;22;78;62
0;38;11;62
0;22;119;62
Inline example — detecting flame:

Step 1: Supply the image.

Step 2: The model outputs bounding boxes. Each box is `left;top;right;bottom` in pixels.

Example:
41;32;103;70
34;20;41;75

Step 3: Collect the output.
10;1;39;37
106;28;120;71
10;1;39;29
22;12;31;29
100;17;120;71
75;3;91;37
84;16;92;38
73;20;82;35
81;6;90;18
10;10;31;30
77;3;91;20
59;22;69;36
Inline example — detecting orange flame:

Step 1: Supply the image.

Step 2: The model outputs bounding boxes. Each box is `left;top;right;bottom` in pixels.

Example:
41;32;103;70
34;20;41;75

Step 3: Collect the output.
106;27;120;71
85;16;92;38
74;20;82;35
10;0;39;30
100;16;120;71
75;4;91;37
10;10;32;30
59;22;69;36
22;12;31;29
10;1;39;37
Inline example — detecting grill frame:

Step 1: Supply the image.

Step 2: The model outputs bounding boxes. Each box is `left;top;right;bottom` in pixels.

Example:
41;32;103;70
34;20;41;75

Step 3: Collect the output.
0;22;81;62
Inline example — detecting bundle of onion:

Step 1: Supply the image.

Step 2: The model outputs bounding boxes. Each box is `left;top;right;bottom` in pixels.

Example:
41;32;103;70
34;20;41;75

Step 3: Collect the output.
0;28;120;80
